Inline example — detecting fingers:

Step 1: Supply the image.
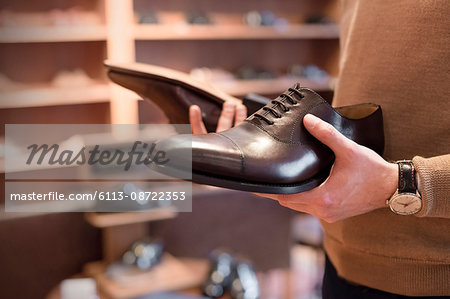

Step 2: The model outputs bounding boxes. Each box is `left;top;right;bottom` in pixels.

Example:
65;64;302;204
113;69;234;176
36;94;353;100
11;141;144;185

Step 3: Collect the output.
216;101;237;133
254;192;313;206
234;103;247;126
189;105;207;135
254;192;295;201
303;114;354;155
190;102;246;134
277;198;313;213
255;192;315;214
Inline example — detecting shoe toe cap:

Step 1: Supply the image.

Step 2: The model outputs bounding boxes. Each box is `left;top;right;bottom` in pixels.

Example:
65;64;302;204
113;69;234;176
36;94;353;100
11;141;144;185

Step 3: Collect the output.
155;133;243;177
191;134;244;176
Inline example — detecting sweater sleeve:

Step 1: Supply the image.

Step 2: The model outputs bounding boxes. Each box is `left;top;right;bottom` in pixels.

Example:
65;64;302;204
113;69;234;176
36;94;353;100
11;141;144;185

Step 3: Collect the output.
412;154;450;218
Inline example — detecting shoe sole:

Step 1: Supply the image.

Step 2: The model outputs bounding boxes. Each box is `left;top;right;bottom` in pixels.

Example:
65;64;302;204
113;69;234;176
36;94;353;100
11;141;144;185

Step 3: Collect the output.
151;163;332;194
104;61;240;104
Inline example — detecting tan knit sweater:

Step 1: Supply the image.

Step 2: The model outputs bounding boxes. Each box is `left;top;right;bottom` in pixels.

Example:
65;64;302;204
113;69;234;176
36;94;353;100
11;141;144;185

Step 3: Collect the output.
322;0;450;296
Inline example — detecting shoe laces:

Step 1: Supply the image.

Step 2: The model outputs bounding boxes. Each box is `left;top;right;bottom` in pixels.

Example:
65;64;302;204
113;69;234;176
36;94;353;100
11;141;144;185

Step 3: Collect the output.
253;85;304;125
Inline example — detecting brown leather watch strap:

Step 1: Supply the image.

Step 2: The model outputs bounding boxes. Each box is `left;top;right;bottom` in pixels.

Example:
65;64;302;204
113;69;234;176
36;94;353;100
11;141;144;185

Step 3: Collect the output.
397;160;417;193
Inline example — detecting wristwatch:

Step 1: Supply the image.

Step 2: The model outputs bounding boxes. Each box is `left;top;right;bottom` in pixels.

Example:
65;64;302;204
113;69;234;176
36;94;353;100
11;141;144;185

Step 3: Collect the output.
386;160;422;215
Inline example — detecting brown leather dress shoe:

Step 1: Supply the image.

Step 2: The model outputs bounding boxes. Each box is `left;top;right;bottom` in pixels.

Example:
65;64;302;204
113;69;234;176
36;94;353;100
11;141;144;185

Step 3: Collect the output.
105;61;269;131
154;84;384;194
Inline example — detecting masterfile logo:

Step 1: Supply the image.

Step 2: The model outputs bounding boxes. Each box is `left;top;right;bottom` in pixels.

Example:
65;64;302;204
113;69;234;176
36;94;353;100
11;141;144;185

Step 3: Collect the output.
4;124;193;213
26;141;170;171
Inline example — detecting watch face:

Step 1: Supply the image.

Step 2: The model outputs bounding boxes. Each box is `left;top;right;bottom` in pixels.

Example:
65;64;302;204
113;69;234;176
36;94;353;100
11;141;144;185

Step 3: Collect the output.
389;193;422;215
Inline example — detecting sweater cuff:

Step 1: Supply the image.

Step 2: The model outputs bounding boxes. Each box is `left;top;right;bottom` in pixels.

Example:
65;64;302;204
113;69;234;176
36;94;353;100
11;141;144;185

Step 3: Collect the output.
412;155;450;218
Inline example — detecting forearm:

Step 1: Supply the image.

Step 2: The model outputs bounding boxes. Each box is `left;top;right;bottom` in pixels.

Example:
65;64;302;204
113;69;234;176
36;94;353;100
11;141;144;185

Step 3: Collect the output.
413;154;450;218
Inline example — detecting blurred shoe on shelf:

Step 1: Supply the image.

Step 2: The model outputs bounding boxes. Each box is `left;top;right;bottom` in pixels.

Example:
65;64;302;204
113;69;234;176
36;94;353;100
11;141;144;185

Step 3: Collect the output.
302;65;329;80
243;11;262;27
287;64;329;81
202;249;261;299
189;67;235;84
259;11;276;26
235;66;277;80
202;249;236;298
287;64;306;78
137;11;159;25
305;14;333;24
186;11;211;25
230;259;260;299
243;10;287;28
122;238;164;270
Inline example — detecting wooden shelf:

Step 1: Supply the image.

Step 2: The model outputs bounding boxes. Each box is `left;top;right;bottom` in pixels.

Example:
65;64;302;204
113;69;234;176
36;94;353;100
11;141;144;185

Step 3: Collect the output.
84;256;209;299
214;77;333;96
134;24;339;40
0;26;107;43
0;84;110;109
84;207;178;228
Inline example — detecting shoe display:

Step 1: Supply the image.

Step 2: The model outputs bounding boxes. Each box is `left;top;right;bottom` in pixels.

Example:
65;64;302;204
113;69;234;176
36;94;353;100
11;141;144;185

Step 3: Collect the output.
122;238;164;270
137;12;159;24
153;84;384;194
305;14;333;24
202;250;236;298
202;249;261;299
105;61;251;132
243;10;287;28
185;11;211;25
235;66;277;80
230;260;260;299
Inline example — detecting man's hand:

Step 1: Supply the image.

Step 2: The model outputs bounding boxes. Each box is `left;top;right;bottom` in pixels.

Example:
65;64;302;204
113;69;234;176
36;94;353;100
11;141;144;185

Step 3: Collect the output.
189;101;247;134
256;114;398;223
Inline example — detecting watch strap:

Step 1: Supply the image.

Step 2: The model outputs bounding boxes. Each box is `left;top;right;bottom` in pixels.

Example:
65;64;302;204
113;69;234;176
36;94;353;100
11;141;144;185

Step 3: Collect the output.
397;160;416;193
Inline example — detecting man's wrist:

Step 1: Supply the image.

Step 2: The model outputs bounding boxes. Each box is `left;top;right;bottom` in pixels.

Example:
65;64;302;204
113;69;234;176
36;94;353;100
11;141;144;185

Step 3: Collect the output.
415;169;422;195
382;162;399;208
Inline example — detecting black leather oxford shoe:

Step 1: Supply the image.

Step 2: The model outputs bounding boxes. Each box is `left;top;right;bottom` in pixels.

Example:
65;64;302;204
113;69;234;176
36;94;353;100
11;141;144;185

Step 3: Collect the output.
105;61;269;131
154;84;384;194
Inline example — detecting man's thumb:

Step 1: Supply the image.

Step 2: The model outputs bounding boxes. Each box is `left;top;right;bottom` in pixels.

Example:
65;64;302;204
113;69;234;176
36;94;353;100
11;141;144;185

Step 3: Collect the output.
303;114;353;154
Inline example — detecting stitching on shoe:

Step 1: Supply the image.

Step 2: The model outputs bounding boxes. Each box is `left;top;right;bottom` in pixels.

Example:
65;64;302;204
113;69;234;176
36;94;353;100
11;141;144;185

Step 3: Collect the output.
216;133;246;174
245;121;310;145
